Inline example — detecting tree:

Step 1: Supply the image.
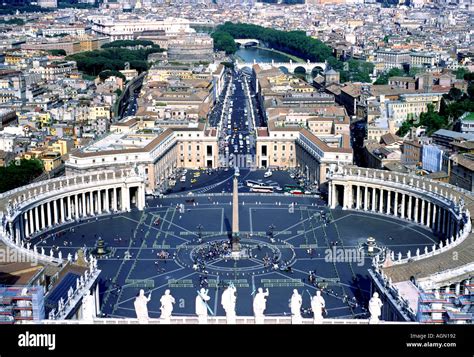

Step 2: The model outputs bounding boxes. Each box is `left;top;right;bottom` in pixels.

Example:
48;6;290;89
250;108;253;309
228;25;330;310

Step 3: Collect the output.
99;70;126;81
397;118;415;137
48;49;67;56
211;31;238;54
453;67;470;80
67;46;162;76
102;40;156;49
448;87;463;101
419;104;449;135
374;68;405;85
0;159;44;193
211;22;373;83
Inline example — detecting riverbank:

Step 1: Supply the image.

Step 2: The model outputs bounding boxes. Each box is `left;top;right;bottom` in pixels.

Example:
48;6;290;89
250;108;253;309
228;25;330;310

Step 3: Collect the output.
257;46;305;63
234;45;305;64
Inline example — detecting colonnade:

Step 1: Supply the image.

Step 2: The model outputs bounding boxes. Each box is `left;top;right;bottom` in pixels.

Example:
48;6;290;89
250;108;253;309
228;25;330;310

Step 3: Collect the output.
2;173;146;244
328;182;463;240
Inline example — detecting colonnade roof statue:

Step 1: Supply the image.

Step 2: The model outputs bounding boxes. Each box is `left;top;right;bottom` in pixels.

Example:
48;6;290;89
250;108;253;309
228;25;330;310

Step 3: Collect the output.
221;283;237;321
311;290;326;323
195;288;211;324
134;289;151;324
82;290;96;323
369;292;383;324
160;289;175;320
253;287;269;323
290;289;303;324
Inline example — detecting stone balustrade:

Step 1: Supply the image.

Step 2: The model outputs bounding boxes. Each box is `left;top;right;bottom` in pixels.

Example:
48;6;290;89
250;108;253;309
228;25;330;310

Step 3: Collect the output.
0;170;146;266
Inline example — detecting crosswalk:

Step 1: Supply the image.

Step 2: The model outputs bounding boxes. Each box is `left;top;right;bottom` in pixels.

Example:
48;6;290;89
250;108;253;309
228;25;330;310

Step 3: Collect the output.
194;181;226;194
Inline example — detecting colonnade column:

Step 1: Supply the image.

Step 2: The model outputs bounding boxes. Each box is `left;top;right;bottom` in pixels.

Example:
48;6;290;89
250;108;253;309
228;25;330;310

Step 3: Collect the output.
34;206;40;230
97;190;102;214
386;191;391;215
121;186;130;211
60;198;65;223
420;199;425;226
112;188;118;211
29;209;34;235
82;192;87;216
394;192;398;217
53;200;58;225
105;188;110;213
379;188;384;213
75;194;79;219
407;196;412;220
46;202;52;228
363;186;368;211
426;201;431;228
414;198;419;223
24;213;29;238
356;185;361;210
371;187;376;212
401;194;405;219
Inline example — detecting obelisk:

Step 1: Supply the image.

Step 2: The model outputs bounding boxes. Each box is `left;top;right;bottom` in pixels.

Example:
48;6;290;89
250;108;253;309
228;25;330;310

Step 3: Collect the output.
231;167;240;253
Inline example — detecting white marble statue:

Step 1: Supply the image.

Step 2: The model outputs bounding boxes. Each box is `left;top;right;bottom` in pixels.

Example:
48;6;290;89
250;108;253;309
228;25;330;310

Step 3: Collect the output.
195;288;211;324
369;292;383;324
290;289;303;324
134;289;152;324
221;284;237;324
311;291;326;323
18;288;32;318
160;289;175;323
253;288;269;324
81;290;96;323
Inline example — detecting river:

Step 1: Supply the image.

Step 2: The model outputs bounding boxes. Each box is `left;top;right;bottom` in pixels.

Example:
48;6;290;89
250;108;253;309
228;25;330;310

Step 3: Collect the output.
235;46;294;63
235;46;313;81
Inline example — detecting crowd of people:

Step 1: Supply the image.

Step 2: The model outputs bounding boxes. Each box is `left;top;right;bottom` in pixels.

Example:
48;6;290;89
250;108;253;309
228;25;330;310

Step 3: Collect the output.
195;240;232;262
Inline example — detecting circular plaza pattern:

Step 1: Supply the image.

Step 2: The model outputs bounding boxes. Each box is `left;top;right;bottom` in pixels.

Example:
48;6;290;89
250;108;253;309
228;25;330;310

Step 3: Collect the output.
26;194;439;319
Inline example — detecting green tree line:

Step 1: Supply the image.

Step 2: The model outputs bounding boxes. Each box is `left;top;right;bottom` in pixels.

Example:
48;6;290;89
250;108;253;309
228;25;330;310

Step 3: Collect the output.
66;46;163;77
102;40;156;49
397;81;474;137
212;22;373;83
0;159;44;193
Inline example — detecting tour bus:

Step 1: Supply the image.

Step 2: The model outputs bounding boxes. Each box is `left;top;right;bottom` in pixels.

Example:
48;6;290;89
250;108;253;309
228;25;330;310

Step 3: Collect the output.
246;180;263;188
250;186;274;193
284;184;304;194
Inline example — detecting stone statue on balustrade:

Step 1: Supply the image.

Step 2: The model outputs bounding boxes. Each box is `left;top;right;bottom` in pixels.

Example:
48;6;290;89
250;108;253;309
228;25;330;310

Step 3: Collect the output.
134;289;151;324
290;289;303;324
195;288;211;324
311;290;326;324
221;283;237;324
82;290;96;323
253;288;269;324
368;292;383;324
160;289;175;323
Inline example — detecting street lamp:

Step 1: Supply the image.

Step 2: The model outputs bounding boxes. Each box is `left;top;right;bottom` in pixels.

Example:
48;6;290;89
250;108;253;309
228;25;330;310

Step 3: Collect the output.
197;224;203;243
